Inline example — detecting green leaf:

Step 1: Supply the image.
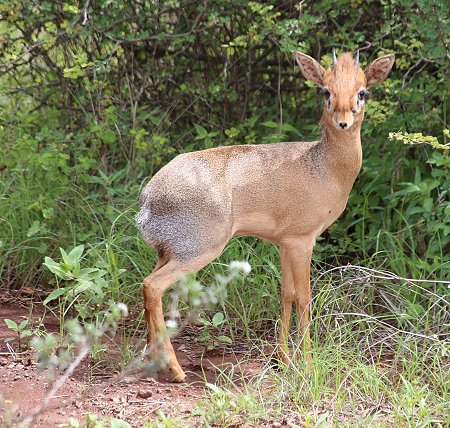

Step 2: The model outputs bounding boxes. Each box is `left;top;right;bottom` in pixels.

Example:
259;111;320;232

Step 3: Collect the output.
281;123;300;134
218;335;232;344
423;197;433;212
18;319;29;330
72;280;94;295
99;129;116;144
203;138;214;148
407;303;425;317
206;382;222;394
43;257;70;280
77;267;101;280
20;330;33;339
68;245;85;263
27;221;41;237
63;4;79;13
316;412;330;425
63;65;84;79
194;124;208;139
43;288;67;305
60;248;69;265
37;242;48;254
150;115;161;126
260;120;279;128
110;418;132;428
42;207;54;219
212;312;225;327
181;143;195;153
4;319;18;330
197;317;211;327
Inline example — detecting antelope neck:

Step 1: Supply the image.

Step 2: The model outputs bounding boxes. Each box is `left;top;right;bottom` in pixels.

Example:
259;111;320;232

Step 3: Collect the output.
319;114;363;187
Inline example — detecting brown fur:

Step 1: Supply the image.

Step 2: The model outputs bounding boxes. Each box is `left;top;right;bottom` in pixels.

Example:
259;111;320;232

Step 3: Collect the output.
136;51;395;382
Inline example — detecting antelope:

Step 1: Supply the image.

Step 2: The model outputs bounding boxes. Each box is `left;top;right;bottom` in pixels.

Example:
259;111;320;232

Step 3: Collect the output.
136;50;395;382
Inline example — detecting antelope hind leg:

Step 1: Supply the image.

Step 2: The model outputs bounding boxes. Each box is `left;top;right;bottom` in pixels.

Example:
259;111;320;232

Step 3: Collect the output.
143;260;187;382
142;243;229;382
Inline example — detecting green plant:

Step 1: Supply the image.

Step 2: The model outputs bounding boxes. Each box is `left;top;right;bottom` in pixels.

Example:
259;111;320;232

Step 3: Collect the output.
166;260;252;332
43;245;126;331
3;318;32;349
30;303;126;378
193;379;267;428
193;265;449;427
1;0;448;290
193;124;219;149
16;303;129;427
149;411;182;428
389;130;450;152
197;312;233;351
62;414;132;428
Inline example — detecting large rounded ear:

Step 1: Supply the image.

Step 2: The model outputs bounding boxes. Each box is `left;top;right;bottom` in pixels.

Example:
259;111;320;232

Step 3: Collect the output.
365;54;395;88
295;52;325;86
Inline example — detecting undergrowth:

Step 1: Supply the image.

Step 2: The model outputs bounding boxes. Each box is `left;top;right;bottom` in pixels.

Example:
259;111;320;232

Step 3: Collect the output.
175;266;450;428
1;165;448;426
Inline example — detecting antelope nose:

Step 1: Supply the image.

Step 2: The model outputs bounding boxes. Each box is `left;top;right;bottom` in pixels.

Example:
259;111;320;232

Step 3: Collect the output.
339;122;348;129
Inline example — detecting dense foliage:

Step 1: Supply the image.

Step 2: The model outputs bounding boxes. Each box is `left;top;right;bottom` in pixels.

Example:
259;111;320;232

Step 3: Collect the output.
0;0;448;292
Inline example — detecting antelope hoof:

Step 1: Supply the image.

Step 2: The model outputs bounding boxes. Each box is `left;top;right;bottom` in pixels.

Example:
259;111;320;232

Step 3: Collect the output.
169;364;186;382
273;346;291;367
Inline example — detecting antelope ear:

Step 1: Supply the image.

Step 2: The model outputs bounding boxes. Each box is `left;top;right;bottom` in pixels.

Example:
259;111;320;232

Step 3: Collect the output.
295;52;325;86
365;54;395;88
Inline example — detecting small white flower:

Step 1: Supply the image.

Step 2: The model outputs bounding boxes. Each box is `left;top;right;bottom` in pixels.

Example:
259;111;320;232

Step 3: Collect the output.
115;303;128;317
166;319;178;329
229;261;251;275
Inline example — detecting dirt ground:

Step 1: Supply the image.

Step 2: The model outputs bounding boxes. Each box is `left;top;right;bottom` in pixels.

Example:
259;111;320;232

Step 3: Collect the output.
0;302;263;427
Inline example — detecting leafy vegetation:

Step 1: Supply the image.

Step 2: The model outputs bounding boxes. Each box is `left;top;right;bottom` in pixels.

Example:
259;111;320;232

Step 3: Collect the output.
0;0;448;426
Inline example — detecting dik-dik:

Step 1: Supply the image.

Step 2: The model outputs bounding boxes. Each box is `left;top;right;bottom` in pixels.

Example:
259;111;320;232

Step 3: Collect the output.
136;50;395;382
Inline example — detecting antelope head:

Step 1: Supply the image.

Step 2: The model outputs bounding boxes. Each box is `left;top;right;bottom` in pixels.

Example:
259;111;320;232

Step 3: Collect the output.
295;50;395;131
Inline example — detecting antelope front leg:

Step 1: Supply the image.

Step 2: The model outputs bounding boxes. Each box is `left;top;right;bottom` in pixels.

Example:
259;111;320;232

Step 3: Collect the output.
285;239;314;362
277;246;295;364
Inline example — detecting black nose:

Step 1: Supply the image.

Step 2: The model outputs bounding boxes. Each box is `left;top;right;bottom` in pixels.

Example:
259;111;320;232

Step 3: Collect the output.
339;122;348;129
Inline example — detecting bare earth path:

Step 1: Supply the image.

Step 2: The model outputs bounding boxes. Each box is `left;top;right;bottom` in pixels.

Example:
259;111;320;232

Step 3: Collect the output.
0;302;261;427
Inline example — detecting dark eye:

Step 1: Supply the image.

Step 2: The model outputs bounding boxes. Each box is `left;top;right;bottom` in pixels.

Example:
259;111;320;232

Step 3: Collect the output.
352;109;357;114
358;89;368;100
319;87;331;100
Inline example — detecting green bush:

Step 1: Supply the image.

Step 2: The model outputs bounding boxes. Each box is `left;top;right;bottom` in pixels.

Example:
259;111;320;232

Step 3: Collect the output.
0;0;448;293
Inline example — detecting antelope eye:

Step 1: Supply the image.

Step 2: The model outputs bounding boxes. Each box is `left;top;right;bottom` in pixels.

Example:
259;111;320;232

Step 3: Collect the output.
358;90;367;100
319;87;331;100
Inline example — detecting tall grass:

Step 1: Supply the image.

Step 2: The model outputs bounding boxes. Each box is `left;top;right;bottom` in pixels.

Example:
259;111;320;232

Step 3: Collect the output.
186;266;449;428
1;164;449;427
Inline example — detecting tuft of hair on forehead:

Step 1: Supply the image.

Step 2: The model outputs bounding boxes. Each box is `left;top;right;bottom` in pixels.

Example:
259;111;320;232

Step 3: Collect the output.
334;53;357;73
324;52;366;89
